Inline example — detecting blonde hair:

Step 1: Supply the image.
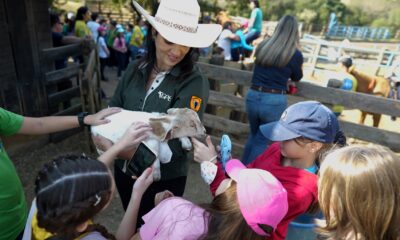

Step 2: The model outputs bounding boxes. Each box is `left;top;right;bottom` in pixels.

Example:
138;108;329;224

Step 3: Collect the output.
255;15;299;68
317;145;400;240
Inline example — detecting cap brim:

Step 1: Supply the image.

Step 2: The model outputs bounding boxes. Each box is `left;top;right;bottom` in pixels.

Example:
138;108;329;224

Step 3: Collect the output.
260;122;301;142
225;159;246;181
132;1;222;48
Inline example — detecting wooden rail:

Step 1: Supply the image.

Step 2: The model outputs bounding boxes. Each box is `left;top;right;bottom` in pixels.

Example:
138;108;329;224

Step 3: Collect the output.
198;62;400;152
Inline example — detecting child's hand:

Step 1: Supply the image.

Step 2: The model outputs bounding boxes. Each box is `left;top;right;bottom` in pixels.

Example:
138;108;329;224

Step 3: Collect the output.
132;167;153;196
154;190;174;206
85;107;121;126
192;136;218;163
114;122;152;157
92;134;113;152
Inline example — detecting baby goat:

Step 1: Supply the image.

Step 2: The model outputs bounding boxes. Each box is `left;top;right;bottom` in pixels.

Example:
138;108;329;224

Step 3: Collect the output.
91;108;206;180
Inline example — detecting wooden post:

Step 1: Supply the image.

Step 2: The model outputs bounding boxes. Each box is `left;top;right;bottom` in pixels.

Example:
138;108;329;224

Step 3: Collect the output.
375;49;385;76
310;43;321;77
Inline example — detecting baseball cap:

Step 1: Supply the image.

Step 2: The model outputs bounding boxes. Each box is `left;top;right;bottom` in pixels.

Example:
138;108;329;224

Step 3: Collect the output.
225;159;288;236
260;101;339;143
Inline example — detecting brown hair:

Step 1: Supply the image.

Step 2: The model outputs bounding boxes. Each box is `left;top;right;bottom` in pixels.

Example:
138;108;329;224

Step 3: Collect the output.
317;145;400;240
199;182;268;240
35;155;116;240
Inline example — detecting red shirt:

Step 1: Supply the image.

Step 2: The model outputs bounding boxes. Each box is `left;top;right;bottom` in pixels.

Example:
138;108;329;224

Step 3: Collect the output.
210;143;318;240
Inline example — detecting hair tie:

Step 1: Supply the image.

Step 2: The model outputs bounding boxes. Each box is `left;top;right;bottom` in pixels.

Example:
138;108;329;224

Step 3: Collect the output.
94;194;101;206
334;130;347;147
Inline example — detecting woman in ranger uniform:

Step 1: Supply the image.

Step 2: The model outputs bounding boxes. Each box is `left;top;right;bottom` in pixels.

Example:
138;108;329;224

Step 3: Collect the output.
94;0;222;229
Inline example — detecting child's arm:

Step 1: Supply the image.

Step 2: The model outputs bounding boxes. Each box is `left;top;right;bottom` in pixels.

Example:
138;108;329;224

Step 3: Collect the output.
116;168;153;240
97;122;151;167
17;108;121;135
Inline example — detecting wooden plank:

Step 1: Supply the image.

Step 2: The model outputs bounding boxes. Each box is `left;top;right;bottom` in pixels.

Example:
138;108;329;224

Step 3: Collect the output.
340;121;400;152
198;62;251;85
199;63;400;117
48;86;80;104
83;50;96;81
204;113;249;136
296;82;400;117
209;90;246;112
53;103;82;116
45;65;81;85
42;44;83;62
204;112;400;152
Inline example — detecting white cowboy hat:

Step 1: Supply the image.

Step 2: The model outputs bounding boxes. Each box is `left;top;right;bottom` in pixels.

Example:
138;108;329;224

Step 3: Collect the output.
132;0;222;48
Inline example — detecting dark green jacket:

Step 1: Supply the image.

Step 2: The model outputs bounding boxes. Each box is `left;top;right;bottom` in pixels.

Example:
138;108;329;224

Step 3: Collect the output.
110;61;209;180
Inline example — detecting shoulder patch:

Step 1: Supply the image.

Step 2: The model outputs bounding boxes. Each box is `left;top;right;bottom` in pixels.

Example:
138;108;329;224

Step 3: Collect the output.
190;96;202;112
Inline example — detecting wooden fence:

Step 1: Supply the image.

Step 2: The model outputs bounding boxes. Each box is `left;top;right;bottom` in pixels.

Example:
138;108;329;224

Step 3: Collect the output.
41;43;102;141
197;62;400;154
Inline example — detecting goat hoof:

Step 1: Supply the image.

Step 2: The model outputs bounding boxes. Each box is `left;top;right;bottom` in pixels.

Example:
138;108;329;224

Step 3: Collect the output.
153;169;161;181
180;137;192;151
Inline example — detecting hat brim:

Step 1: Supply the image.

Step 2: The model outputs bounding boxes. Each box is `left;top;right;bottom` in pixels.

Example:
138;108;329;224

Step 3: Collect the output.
225;159;246;181
132;1;222;48
260;122;301;142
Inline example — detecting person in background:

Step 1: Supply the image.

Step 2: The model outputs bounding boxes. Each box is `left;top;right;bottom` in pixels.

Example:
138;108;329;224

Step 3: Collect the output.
245;0;263;45
242;15;303;164
231;20;254;62
317;145;400;240
129;19;144;60
74;6;91;38
62;12;75;36
106;20;118;67
97;26;110;81
113;28;127;79
0;107;120;240
217;21;239;61
87;12;100;42
329;56;358;116
199;15;213;57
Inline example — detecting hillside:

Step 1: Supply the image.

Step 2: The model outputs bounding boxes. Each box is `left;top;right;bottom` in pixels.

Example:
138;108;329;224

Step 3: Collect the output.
341;0;400;13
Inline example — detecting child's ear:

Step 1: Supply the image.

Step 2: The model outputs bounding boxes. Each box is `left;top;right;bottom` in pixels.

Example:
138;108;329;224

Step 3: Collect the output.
309;142;323;154
76;221;90;233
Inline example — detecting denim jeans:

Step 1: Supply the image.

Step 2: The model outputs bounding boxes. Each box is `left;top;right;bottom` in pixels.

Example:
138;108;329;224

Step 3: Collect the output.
242;89;287;164
245;30;261;45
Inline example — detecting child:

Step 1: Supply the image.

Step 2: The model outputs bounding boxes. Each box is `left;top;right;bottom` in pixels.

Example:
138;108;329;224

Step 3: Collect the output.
25;122;152;240
0;107;120;240
317;145;400;240
97;26;110;81
192;101;347;240
122;159;288;240
113;28;127;79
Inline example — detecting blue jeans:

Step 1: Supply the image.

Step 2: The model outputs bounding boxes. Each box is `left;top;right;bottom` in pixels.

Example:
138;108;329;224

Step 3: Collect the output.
245;30;261;45
242;89;287;164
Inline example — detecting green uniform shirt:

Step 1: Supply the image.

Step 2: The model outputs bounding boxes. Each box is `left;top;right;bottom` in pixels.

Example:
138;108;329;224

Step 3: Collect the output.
110;61;209;180
0;108;26;240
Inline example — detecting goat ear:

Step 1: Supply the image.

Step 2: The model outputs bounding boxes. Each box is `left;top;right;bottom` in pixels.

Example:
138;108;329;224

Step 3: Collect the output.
149;117;171;141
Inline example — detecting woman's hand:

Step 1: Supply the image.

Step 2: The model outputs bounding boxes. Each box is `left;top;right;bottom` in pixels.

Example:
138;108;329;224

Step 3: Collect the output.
132;167;154;196
84;107;122;126
154;190;174;206
192;136;218;163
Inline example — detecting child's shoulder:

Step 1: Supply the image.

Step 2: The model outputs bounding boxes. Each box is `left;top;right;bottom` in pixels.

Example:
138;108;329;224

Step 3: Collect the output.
80;231;107;240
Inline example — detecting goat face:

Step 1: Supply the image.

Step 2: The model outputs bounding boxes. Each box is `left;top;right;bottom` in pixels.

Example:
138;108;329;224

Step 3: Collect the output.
149;108;206;141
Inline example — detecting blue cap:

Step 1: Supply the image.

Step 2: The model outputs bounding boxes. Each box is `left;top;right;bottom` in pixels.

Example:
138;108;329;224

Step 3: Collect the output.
260;101;339;143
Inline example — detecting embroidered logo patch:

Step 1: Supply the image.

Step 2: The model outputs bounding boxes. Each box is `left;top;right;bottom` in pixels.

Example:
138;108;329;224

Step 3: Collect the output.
190;96;202;112
158;91;172;102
